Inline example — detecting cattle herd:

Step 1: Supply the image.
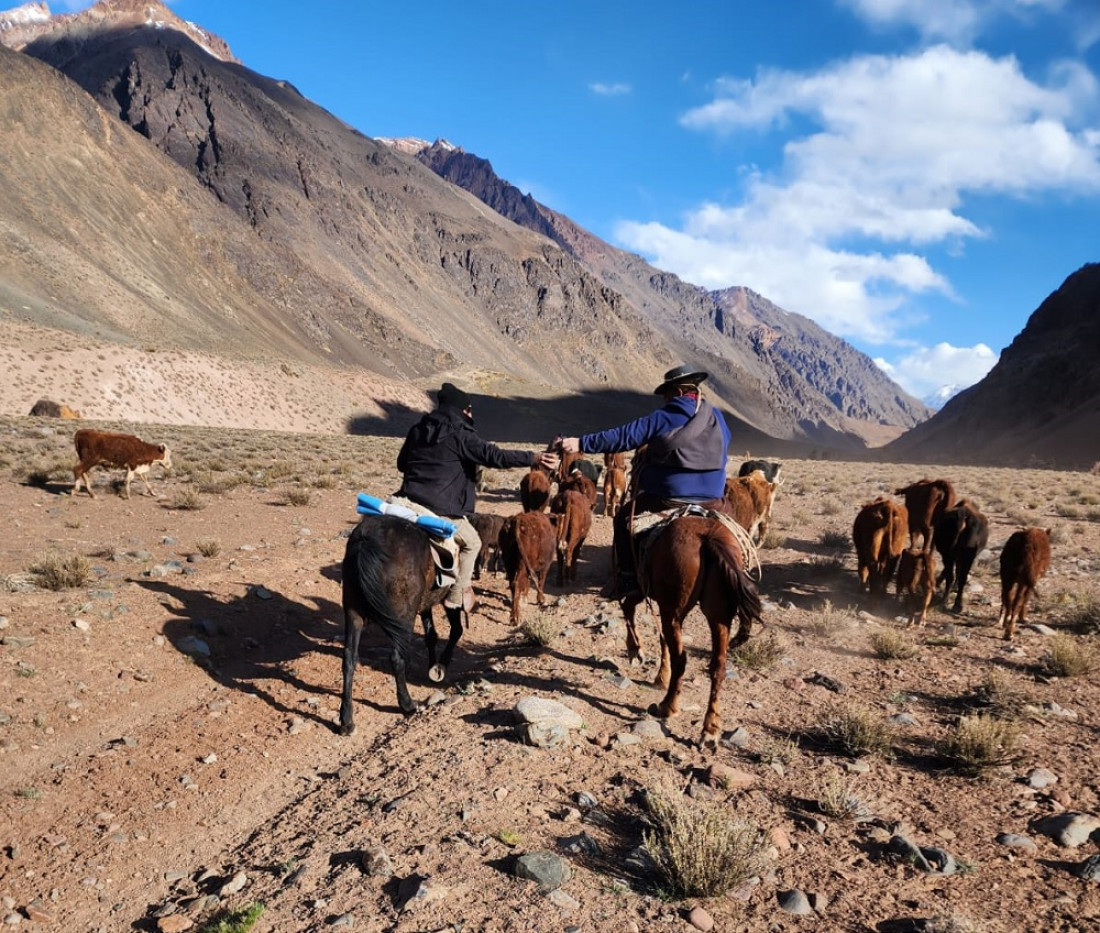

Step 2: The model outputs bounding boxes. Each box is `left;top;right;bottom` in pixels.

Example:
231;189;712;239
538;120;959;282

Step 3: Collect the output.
64;428;1055;732
853;477;1052;640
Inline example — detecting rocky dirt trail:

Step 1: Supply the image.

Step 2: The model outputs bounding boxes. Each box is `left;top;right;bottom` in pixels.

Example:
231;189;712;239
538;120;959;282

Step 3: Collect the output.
2;417;1100;932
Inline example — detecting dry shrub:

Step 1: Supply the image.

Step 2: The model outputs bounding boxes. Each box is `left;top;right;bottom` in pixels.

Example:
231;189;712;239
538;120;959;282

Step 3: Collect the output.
283;488;312;507
730;631;783;670
815;771;871;821
28;552;92;590
756;734;800;768
195;537;222;558
818;529;849;550
519;610;560;648
1058;592;1100;634
964;670;1030;721
194;471;247;495
761;528;786;549
1044;633;1096;678
170;488;206;511
936;714;1022;775
870;628;917;660
643;782;768;898
817;702;895;759
806;599;854;638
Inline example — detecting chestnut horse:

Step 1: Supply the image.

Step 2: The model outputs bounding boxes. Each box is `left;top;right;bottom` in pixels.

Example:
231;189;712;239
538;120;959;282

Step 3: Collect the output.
339;515;463;734
622;514;762;748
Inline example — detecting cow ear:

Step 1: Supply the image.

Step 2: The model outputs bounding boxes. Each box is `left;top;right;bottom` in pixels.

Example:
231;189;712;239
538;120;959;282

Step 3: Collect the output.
159;445;166;453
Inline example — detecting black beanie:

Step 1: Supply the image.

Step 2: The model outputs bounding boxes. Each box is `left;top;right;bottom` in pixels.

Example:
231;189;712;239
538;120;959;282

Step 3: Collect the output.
437;382;471;410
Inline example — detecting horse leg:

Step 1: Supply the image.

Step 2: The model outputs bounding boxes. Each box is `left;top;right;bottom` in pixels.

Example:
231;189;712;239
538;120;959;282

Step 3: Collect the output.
622;593;647;667
429;606;464;683
699;610;731;749
648;608;686;722
510;565;527;625
390;637;418;716
338;607;365;735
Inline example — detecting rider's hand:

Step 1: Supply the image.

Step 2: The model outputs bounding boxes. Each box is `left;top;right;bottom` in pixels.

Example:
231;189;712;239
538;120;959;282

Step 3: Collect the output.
536;450;560;472
560;437;581;454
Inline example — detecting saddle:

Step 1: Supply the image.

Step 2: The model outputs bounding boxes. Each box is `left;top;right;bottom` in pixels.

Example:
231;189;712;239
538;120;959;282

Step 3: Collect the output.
631;504;761;591
358;493;460;591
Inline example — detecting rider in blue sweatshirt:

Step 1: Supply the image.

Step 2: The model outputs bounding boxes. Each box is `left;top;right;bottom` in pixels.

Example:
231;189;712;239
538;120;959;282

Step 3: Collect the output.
561;365;732;598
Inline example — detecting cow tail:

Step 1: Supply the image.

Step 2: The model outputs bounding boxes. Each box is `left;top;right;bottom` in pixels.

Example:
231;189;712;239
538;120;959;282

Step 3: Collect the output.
706;526;763;646
354;531;413;659
556;502;570;557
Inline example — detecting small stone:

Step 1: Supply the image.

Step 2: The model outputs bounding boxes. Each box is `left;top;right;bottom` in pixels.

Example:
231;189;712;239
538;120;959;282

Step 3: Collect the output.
71;618;90;632
995;832;1038;852
219;871;247;896
156;917;194;932
778;888;813;915
687;905;715;931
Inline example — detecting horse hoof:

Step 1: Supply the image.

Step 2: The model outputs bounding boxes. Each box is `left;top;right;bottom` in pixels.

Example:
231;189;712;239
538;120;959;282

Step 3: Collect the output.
647;702;669;720
338;721;356;736
428;664;446;683
700;733;719;751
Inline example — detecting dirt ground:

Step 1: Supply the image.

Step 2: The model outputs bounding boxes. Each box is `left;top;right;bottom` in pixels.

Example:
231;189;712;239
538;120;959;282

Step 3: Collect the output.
2;415;1100;933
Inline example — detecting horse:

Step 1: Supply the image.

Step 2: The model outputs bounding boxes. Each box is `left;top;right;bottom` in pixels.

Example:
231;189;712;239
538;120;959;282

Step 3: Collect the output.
338;514;464;734
621;513;763;748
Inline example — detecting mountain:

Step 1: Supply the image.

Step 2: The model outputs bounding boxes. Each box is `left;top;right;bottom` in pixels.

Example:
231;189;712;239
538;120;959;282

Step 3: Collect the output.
2;0;928;450
414;140;931;448
883;263;1100;470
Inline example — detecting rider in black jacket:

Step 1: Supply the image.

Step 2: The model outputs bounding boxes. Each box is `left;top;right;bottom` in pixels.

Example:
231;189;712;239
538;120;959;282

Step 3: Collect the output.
397;382;558;619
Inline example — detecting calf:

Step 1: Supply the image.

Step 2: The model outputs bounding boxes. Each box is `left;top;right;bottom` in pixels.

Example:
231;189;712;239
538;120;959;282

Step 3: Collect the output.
72;428;172;499
723;470;779;544
498;511;556;625
551;488;592;585
602;460;627;517
852;496;908;595
896;478;956;552
896;547;936;626
998;527;1052;641
559;469;597;511
519;467;551;512
933;499;989;614
738;459;782;483
467;512;506;579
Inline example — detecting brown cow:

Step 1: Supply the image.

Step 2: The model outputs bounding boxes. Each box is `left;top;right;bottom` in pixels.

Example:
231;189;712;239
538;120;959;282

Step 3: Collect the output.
852;496;908;595
895;478;956;551
722;470;778;544
998;527;1053;642
467;512;506;579
896;547;936;626
550;488;592;585
72;428;172;499
498;511;556;625
559;470;597;511
519;467;552;512
602;457;627;517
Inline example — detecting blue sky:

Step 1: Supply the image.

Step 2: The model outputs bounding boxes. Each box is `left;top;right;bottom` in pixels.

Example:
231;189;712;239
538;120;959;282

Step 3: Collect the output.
65;0;1100;401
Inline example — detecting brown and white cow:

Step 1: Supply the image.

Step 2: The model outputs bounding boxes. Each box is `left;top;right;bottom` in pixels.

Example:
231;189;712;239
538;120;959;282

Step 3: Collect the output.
998;527;1053;641
72;429;172;499
723;470;779;544
895;478;956;552
602;453;628;517
852;496;908;595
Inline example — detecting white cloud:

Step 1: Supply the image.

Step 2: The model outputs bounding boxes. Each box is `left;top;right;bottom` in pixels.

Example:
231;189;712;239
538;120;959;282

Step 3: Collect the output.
615;45;1100;344
875;342;999;397
839;0;1068;43
589;82;632;97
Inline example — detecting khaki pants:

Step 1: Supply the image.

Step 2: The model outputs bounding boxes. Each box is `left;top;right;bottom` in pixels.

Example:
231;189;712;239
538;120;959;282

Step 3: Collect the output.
446;516;481;609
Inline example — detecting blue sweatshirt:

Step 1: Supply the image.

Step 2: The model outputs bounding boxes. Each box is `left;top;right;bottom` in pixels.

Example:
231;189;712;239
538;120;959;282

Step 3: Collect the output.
579;396;731;501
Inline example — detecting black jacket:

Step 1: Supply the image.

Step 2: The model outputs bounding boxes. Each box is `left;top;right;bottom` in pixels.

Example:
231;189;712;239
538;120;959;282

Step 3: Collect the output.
396;405;535;517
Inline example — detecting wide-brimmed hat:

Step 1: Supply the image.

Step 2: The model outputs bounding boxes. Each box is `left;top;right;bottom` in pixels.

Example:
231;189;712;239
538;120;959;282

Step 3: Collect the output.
653;364;709;395
437;382;472;410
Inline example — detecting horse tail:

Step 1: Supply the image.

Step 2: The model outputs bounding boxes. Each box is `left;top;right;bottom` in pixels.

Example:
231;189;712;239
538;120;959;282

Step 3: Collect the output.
705;524;763;647
351;521;414;659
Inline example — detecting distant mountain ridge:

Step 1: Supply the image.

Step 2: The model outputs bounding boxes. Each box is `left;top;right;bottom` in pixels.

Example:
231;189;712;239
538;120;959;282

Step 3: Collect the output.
884;263;1100;469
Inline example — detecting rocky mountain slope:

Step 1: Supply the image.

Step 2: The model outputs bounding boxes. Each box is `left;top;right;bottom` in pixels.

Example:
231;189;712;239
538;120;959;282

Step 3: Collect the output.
1;0;926;452
884;263;1100;470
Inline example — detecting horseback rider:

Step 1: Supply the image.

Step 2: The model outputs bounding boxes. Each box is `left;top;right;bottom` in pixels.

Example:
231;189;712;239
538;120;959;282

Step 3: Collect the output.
559;365;732;599
397;382;559;626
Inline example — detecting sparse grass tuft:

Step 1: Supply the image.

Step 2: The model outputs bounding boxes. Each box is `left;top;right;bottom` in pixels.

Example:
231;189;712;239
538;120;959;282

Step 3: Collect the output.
924;634;960;648
196;903;265;933
730;632;784;670
816;771;869;821
761;528;786;549
870;627;918;660
519;610;560;648
819;529;849;549
195;537;222;558
755;734;799;768
1044;633;1096;678
816;702;895;759
643;782;768;898
170;488;206;511
963;670;1030;721
1058;592;1100;634
936;714;1023;776
806;599;854;638
28;552;92;590
283;488;312;507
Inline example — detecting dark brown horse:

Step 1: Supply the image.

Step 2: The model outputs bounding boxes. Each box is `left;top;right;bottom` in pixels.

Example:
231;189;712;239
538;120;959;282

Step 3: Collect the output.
339;515;463;734
622;515;762;748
